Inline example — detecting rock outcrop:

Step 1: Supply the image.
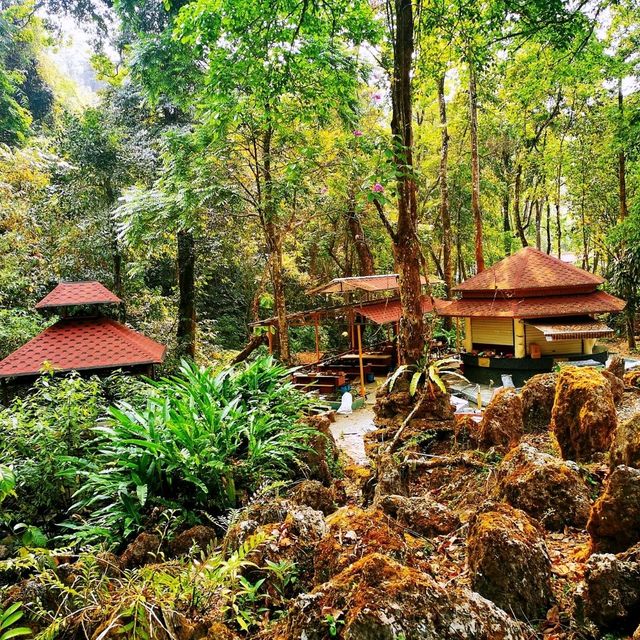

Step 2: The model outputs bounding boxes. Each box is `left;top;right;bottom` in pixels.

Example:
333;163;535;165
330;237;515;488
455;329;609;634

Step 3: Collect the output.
602;369;625;405
496;443;592;530
551;366;617;462
607;355;626;380
377;494;460;537
624;368;640;389
301;415;339;485
578;543;640;633
609;413;640;470
276;553;528;640
467;503;553;621
168;525;217;557
477;388;523;451
289;480;337;515
587;465;640;553
119;532;161;568
314;507;407;584
521;373;556;433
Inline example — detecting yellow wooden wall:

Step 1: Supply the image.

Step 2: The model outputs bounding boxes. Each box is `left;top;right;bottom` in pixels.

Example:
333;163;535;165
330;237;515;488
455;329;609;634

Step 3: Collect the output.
524;324;583;356
471;317;514;346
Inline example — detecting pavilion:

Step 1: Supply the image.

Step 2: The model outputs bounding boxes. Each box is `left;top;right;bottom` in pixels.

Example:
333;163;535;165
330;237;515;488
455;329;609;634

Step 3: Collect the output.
438;247;626;386
0;282;166;385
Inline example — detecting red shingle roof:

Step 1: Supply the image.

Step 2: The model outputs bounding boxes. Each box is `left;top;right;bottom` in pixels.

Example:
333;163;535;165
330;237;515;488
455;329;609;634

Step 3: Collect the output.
454;248;604;297
437;290;625;318
355;296;441;324
36;281;122;309
0;317;166;378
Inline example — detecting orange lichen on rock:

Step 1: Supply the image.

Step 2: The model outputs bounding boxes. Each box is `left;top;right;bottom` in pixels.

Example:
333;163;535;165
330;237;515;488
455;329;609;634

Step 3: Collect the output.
273;553;528;640
496;443;592;530
467;502;553;622
551;366;617;462
477;387;524;451
313;506;409;584
624;369;640;389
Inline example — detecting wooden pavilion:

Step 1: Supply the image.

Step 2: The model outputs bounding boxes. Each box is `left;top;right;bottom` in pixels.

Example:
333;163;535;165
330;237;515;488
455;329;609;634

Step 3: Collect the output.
0;282;166;387
438;247;626;386
253;273;443;398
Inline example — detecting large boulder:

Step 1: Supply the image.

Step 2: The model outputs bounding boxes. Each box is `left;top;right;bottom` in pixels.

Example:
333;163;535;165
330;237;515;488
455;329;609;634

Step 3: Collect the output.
301;415;339;485
168;525;217;557
224;498;327;588
313;507;408;584
521;373;556;433
578;543;640;633
551;366;617;462
377;494;460;538
607;355;626;380
477;388;524;451
467;503;553;621
609;413;640;471
496;443;592;530
276;553;528;640
602;369;625;405
119;533;161;568
624;368;640;389
587;465;640;553
289;480;337;516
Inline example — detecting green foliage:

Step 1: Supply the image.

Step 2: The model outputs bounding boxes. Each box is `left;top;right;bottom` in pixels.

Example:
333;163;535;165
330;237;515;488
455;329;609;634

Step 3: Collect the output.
66;356;316;542
0;372;151;536
0;309;51;359
5;531;291;638
0;603;30;640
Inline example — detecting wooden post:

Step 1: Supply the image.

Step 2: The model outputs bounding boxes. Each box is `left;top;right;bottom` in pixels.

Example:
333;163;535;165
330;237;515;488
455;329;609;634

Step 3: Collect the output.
267;326;273;354
455;317;460;350
463;317;473;352
357;323;366;397
514;319;526;358
584;338;596;355
314;314;320;361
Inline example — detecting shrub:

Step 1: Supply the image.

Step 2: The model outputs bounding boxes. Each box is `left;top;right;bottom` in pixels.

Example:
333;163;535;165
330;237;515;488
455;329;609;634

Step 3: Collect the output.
0;371;152;537
67;356;317;543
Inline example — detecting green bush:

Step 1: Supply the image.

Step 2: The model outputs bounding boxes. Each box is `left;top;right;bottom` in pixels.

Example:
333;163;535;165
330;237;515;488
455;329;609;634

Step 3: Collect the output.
0;309;52;360
67;356;316;543
0;371;152;537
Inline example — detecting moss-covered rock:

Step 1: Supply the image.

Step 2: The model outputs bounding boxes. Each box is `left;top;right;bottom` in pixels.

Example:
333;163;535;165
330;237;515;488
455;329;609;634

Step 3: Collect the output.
587;465;640;554
624;369;640;389
477;387;523;451
602;369;625;405
377;494;460;537
551;366;617;462
607;355;626;380
273;553;528;640
313;506;408;584
521;373;556;433
289;479;337;515
496;443;591;530
467;502;553;622
610;413;640;471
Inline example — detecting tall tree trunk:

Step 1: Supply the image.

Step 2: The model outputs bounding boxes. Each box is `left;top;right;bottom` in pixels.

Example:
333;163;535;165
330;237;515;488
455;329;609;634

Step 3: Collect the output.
535;200;542;250
104;179;123;300
177;229;196;358
262;126;290;363
618;79;628;222
545;198;552;254
513;163;528;247
347;191;375;275
390;0;425;364
438;74;452;300
468;63;484;272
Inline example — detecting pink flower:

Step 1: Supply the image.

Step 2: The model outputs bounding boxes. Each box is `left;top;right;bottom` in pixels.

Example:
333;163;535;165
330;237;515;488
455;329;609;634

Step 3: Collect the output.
372;182;384;193
353;129;363;137
372;92;382;103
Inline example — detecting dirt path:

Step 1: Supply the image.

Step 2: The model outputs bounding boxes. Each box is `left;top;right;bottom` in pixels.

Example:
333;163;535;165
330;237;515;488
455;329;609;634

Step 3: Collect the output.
329;405;376;466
